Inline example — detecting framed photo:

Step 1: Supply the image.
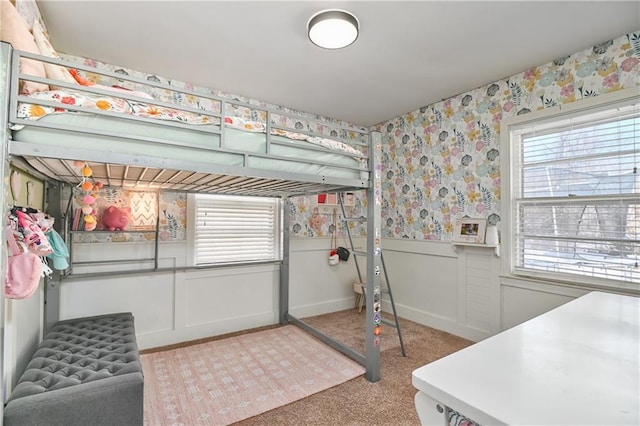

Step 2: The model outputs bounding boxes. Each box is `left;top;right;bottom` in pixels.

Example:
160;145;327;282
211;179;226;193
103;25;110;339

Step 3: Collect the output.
453;218;487;244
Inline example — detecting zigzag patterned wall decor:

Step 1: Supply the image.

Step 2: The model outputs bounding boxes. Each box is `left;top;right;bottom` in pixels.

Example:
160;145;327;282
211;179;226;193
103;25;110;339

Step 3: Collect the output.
130;192;157;229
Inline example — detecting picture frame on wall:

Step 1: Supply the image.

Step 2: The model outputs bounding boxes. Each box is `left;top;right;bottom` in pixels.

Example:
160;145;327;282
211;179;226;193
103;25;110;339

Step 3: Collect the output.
453;218;487;244
317;192;355;207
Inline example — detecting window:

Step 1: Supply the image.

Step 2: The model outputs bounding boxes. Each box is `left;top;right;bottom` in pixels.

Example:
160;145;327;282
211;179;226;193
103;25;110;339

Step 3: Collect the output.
190;194;281;265
503;89;639;288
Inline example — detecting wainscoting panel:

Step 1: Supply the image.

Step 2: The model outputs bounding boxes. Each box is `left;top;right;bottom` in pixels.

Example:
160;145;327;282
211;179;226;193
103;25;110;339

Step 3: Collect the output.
288;238;361;318
59;271;177;337
381;239;500;342
500;277;588;330
455;244;501;339
182;266;279;328
464;253;493;332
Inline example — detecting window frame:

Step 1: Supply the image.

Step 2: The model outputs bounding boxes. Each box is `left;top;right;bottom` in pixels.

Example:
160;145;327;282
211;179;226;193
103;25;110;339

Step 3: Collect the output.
500;87;639;292
187;193;282;267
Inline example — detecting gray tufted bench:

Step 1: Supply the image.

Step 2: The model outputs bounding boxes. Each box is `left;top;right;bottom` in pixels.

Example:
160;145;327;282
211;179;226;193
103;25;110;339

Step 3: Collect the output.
3;312;144;426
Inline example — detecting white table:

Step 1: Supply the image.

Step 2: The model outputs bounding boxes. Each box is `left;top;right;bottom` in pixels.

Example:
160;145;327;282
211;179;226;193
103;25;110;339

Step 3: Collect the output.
412;291;640;425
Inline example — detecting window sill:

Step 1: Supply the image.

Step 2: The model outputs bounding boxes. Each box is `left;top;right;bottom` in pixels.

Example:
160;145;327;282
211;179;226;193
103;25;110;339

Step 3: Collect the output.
500;272;640;298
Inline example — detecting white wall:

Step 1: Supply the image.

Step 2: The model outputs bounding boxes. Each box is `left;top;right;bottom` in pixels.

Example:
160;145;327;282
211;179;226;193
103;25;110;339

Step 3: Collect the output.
288;238;362;318
60;237;503;348
500;277;590;330
59;238;361;350
3;283;44;394
382;239;501;342
383;239;637;342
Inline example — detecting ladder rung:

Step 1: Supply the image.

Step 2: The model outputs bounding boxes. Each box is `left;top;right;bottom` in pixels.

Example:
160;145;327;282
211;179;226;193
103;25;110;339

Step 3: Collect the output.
355;283;389;294
342;216;366;223
352;251;384;258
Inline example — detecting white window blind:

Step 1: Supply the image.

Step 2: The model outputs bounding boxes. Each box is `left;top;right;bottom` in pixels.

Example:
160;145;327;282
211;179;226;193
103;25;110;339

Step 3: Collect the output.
509;97;639;286
193;194;280;265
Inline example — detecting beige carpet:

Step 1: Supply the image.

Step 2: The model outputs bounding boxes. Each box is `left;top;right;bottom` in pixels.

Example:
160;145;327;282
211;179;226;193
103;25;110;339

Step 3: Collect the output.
141;325;365;425
237;309;473;425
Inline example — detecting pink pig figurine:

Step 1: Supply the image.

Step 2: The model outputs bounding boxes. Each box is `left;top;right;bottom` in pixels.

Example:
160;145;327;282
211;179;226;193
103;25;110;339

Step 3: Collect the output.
101;206;131;231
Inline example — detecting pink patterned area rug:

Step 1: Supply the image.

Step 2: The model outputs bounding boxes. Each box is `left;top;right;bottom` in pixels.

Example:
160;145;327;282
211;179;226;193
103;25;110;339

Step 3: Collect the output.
141;325;365;425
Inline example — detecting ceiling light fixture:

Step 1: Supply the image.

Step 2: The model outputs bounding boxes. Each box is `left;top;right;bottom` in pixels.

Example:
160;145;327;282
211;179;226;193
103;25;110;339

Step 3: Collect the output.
307;9;359;49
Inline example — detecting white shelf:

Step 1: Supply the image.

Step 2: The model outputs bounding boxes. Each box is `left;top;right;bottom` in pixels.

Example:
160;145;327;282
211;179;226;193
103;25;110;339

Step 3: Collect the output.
452;241;500;257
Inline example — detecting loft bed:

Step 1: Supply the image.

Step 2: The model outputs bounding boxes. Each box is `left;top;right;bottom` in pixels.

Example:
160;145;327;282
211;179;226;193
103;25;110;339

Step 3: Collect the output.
1;43;385;382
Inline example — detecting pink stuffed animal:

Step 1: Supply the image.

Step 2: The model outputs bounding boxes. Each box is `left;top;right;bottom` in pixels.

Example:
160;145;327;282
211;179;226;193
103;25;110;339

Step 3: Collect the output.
101;206;130;231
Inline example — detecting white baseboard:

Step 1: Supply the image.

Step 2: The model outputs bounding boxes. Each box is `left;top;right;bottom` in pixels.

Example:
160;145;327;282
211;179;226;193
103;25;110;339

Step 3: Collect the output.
137;310;278;350
289;297;355;319
389;302;490;343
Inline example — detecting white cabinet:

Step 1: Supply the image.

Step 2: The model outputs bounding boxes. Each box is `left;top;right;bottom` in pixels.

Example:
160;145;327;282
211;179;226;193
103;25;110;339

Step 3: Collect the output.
454;244;501;338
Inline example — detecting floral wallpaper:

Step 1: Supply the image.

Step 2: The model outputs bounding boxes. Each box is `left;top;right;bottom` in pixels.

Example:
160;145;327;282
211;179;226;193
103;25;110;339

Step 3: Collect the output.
288;193;368;238
73;189;186;243
373;31;639;241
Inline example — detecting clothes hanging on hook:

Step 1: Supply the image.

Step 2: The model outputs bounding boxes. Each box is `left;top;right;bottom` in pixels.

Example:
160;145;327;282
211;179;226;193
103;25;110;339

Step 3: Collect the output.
5;206;63;289
8;206;54;256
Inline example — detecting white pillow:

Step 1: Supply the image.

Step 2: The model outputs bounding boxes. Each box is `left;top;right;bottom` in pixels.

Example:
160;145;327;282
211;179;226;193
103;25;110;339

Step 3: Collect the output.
0;0;49;93
93;84;155;100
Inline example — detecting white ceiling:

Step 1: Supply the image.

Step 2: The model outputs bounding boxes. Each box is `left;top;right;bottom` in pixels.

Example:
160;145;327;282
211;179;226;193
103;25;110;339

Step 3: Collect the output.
39;1;639;127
